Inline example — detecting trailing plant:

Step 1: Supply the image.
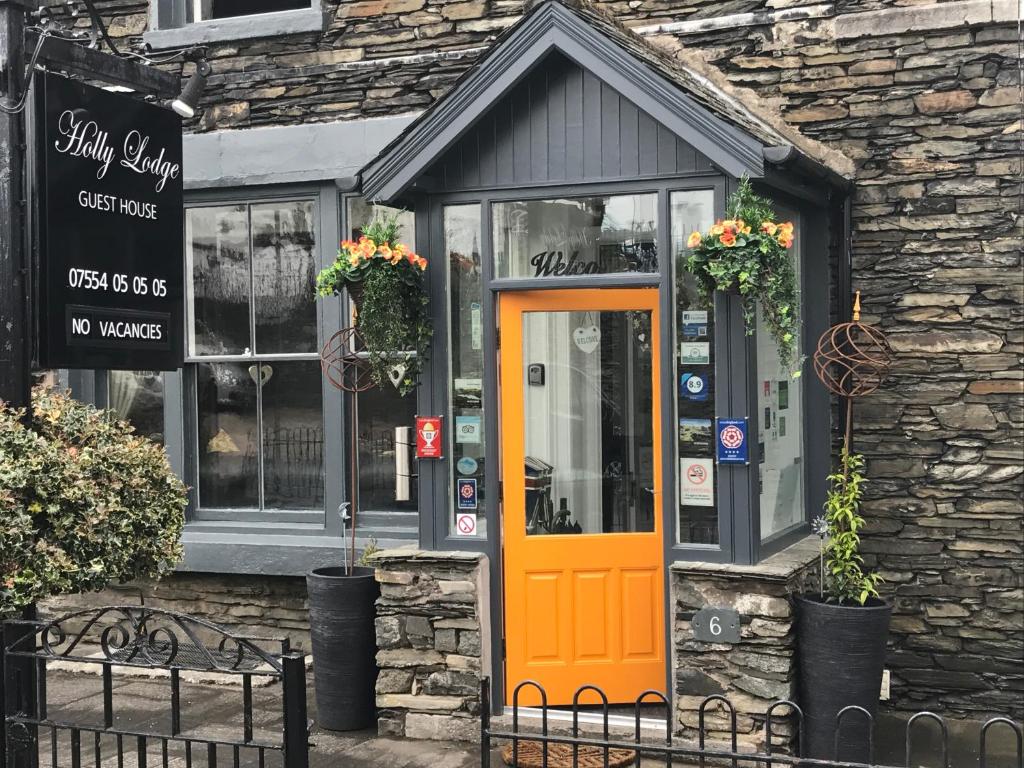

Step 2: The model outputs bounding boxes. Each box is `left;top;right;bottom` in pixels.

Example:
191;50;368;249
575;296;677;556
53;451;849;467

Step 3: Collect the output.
685;176;801;370
315;212;431;395
821;448;882;605
0;388;187;615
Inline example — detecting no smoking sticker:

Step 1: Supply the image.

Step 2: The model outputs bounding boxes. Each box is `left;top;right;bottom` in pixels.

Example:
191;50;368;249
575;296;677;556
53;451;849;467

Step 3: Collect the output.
680;458;714;507
456;512;477;536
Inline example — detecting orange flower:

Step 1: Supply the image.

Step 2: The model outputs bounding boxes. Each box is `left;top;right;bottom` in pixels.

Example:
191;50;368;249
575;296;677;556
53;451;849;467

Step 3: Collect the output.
378;244;392;261
687;231;702;249
761;222;778;236
416;256;427;270
779;221;794;235
720;232;737;247
710;222;724;236
778;233;793;248
341;239;357;251
347;253;360;267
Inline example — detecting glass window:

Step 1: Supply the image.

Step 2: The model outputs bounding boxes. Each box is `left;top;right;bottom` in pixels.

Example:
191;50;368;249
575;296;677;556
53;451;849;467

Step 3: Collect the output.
492;195;658;279
521;309;655;535
670;190;717;545
345;199;418;520
759;212;804;540
186;200;324;513
108;371;164;445
446;204;486;537
190;0;310;21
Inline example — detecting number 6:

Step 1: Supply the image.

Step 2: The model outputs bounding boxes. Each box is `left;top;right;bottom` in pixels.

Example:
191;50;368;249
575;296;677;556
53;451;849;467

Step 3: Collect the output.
709;616;721;636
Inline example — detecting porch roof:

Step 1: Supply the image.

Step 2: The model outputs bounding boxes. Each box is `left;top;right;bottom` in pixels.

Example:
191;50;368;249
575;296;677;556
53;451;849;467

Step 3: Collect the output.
359;0;854;202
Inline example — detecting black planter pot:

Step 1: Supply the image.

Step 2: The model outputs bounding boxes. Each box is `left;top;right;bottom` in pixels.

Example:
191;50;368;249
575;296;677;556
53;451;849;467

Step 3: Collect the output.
796;594;891;761
306;566;380;731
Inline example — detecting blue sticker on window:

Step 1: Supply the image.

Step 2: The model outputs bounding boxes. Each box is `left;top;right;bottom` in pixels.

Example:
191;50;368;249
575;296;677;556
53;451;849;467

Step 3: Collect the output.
716;418;749;464
681;373;708;401
457;478;478;510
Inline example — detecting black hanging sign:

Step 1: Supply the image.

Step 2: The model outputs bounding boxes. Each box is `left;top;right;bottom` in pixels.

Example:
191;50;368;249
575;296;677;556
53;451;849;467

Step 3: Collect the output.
35;71;184;370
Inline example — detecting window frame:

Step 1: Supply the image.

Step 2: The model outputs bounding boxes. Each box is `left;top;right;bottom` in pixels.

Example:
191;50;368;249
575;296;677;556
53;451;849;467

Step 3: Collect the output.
145;0;327;49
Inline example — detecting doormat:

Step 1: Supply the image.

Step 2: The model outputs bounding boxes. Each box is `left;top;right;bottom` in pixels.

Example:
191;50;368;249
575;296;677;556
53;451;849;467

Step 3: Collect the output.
501;741;636;768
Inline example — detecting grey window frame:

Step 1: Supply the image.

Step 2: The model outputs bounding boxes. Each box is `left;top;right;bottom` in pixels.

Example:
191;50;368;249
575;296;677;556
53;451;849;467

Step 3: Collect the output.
145;0;327;49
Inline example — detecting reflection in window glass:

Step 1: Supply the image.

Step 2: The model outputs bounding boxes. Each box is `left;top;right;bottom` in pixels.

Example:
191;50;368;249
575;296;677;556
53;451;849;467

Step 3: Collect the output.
671;190;717;545
196;362;259;509
493;195;658;278
109;371;164;445
200;0;309;21
252;202;318;354
447;204;486;537
347;199;415;244
356;385;417;513
187;205;250;356
261;362;325;510
521;310;655;535
759;213;804;540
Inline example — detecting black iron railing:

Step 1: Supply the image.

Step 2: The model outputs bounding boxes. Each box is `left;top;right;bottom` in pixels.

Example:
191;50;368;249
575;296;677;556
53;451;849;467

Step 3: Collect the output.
1;607;309;768
480;679;1023;768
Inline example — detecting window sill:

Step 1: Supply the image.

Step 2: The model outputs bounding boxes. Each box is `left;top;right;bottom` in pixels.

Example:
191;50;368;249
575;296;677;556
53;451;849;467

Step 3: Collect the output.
178;527;345;576
670;534;819;583
144;7;326;49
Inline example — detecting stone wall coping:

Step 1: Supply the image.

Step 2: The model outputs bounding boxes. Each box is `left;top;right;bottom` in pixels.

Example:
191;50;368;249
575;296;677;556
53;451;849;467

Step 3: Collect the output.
670;535;819;582
370;549;487;565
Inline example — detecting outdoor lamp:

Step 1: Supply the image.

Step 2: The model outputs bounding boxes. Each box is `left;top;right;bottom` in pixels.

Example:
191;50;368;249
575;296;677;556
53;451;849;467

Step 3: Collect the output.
171;59;212;119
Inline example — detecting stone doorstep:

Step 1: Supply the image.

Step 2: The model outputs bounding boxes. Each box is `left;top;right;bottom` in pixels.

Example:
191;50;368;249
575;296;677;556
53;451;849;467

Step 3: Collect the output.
47;652;313;688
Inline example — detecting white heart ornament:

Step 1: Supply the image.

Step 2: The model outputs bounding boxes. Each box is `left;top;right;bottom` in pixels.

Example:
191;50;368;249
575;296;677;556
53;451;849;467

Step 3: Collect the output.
573;325;600;354
248;364;273;385
388;363;407;389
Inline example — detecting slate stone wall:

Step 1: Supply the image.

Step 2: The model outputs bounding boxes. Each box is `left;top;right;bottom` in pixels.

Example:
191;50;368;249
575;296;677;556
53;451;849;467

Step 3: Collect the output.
66;0;1023;720
370;550;490;741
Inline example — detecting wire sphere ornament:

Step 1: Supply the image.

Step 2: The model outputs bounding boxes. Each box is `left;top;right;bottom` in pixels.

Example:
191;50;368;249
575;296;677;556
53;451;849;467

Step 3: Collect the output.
320;327;376;393
813;292;893;399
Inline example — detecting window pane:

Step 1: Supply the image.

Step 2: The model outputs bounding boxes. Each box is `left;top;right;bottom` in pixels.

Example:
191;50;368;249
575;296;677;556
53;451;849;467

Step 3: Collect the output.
204;0;309;20
346;199;416;244
261;362;325;510
356;386;417;513
521;309;655;535
109;371;164;445
446;204;486;537
671;190;717;545
196;362;259;508
759;213;804;540
188;205;251;356
252;201;318;354
493;195;658;279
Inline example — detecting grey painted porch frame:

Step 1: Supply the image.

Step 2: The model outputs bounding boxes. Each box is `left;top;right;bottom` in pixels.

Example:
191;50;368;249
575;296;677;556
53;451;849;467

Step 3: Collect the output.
359;2;765;202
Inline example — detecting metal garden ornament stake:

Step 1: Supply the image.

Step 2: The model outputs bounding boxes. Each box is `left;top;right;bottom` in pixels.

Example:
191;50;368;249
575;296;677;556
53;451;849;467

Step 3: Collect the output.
321;325;376;576
812;291;893;600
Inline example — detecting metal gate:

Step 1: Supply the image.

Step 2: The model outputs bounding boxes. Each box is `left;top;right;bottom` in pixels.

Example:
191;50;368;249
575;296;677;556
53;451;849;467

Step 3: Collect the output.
1;607;309;768
481;679;1024;768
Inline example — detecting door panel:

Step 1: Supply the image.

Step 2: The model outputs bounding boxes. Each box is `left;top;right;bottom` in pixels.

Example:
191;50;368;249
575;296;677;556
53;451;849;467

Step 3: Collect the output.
501;288;664;705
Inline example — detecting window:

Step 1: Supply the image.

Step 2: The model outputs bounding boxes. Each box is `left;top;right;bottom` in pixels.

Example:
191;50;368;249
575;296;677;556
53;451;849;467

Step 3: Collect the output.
446;204;485;537
492;194;658;279
345;200;419;525
185;199;324;513
146;0;326;48
758;210;804;541
670;190;716;545
108;371;165;445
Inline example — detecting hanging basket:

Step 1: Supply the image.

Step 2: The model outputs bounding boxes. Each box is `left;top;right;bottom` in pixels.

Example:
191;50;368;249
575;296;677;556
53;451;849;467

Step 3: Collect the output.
345;280;365;312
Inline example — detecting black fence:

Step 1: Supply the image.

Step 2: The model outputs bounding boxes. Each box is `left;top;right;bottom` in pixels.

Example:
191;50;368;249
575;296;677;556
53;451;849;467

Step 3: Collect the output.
481;679;1023;768
1;607;309;768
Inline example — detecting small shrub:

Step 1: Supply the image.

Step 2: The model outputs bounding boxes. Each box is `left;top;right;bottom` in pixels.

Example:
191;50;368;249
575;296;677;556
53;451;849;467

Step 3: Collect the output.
0;388;186;614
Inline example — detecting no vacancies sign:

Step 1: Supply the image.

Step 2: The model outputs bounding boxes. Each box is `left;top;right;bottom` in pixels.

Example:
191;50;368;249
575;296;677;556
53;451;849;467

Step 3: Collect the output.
35;72;184;370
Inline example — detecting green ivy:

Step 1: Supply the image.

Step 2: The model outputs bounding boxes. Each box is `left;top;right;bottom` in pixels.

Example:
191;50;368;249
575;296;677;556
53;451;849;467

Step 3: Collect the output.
685;177;802;371
0;388;186;615
822;449;882;605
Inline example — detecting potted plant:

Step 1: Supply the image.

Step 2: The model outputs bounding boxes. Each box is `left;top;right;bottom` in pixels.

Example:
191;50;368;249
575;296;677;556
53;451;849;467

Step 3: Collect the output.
796;297;894;760
685;177;800;370
307;214;427;731
315;212;431;395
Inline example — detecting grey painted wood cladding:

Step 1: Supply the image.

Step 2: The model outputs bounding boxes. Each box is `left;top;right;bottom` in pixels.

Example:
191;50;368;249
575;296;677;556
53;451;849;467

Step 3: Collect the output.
431;54;714;191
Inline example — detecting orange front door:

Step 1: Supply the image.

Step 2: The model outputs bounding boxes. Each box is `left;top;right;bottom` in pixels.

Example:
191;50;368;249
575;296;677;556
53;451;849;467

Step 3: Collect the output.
500;288;665;706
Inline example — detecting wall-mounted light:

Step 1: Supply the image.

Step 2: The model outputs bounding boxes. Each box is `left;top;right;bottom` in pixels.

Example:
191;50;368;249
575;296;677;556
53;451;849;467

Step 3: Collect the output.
171;59;212;119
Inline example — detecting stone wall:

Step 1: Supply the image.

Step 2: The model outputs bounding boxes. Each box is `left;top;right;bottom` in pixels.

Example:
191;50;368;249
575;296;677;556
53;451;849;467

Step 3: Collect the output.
672;537;819;752
41;574;311;651
371;550;490;741
69;0;1024;720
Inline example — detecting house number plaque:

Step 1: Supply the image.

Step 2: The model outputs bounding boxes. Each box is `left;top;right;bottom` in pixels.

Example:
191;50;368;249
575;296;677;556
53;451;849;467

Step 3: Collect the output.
692;607;741;643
